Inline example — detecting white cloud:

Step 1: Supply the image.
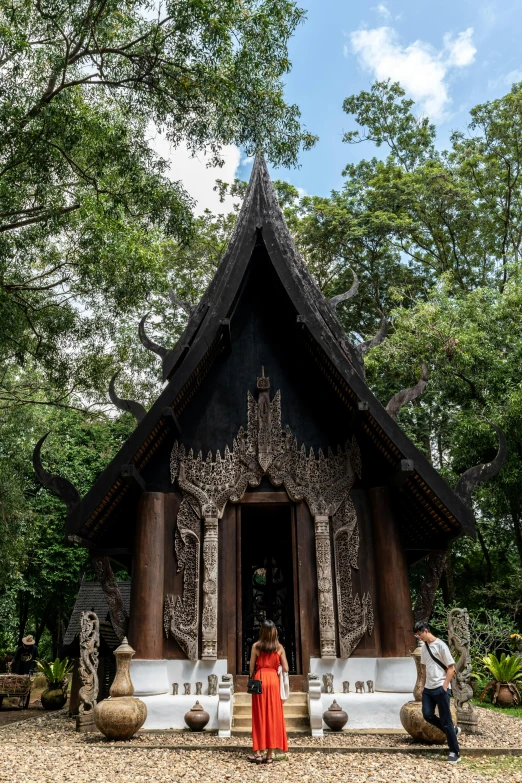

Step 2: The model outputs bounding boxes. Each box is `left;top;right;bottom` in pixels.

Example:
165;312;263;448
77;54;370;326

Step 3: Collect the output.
443;28;476;67
348;26;477;121
374;3;391;19
148;127;242;215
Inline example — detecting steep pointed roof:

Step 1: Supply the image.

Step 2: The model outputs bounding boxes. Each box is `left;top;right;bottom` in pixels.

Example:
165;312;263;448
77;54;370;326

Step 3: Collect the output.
63;158;474;555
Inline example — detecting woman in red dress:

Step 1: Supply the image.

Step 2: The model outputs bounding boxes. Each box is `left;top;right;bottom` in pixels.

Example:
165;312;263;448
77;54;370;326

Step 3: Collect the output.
248;620;289;764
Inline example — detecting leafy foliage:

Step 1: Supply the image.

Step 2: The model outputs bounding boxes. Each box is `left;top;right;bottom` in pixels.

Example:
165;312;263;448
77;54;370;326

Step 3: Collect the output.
36;656;74;690
481;653;522;684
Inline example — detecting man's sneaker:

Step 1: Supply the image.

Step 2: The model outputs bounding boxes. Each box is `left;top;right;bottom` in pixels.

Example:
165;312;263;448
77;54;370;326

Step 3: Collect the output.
455;726;462;737
447;753;461;764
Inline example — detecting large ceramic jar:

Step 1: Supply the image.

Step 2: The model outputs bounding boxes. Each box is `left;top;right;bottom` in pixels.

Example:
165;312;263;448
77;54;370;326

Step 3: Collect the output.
322;700;348;732
184;701;210;731
94;638;147;740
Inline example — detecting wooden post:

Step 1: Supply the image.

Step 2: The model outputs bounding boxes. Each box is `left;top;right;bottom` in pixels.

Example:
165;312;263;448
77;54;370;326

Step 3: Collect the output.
201;516;219;660
128;492;165;658
314;515;337;659
368;487;413;657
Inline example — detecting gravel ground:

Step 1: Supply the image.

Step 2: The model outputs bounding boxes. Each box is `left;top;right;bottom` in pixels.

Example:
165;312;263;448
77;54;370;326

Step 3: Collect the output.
1;708;522;783
2;706;516;749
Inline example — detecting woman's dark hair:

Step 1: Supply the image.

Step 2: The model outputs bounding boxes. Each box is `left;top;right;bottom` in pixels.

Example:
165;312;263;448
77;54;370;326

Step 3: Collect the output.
257;620;278;653
414;620;430;633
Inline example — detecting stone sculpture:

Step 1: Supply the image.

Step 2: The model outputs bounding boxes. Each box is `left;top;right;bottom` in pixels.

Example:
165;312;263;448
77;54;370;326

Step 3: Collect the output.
343;681;350;693
448;607;478;733
172;683;178;696
323;673;334;694
400;644;456;743
196;681;202;695
367;680;374;693
77;610;99;732
208;674;218;696
355;681;364;693
184;682;191;695
94;638;147;740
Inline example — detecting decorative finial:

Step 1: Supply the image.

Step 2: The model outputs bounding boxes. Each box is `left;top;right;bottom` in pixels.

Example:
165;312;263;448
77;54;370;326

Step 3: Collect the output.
257;367;270;390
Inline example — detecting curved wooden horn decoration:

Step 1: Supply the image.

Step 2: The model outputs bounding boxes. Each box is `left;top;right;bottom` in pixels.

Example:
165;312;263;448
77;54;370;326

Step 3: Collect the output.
138;313;168;358
455;422;507;507
168;289;194;316
33;433;81;513
385;361;428;422
109;371;146;424
329;269;360;309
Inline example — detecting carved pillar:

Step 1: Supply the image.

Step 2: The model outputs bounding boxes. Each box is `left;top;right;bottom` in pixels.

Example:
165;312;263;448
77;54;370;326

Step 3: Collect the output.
368;487;413;657
201;516;219;660
128;492;165;658
314;515;337;659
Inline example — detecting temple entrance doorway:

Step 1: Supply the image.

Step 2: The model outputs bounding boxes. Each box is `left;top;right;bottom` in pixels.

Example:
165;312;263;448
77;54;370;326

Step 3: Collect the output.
239;504;300;676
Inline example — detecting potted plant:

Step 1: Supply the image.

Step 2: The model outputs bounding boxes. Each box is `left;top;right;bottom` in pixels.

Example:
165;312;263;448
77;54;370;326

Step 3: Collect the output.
480;653;522;707
36;657;73;711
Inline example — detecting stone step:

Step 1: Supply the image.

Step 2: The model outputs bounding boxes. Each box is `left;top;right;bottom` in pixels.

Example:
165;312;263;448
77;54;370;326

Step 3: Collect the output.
234;692;307;705
234;704;308;716
233;713;309;728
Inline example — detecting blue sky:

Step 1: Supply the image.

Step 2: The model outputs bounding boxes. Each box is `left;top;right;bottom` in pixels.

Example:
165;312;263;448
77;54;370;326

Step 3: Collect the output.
158;0;522;213
234;0;522;197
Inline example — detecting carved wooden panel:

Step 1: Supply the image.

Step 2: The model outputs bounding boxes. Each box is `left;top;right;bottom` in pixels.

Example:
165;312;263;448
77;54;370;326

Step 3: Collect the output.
168;369;373;661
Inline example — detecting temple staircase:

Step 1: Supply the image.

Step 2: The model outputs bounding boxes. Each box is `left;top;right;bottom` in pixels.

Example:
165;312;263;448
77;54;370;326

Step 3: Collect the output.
232;692;310;736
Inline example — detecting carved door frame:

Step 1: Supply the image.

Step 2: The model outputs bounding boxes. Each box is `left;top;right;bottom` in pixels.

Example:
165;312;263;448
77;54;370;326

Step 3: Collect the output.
234;490;303;690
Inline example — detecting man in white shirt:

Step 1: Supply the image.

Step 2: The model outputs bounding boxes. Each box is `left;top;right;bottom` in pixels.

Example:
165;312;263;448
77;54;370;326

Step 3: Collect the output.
414;620;461;763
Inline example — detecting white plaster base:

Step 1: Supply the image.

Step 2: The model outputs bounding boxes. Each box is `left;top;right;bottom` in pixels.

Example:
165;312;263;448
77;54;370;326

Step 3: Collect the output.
131;659;229;696
309;657;416;693
320;692;408;730
139;695;219;731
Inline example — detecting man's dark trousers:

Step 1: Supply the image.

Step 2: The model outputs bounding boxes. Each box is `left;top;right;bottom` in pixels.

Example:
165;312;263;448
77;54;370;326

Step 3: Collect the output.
422;686;460;754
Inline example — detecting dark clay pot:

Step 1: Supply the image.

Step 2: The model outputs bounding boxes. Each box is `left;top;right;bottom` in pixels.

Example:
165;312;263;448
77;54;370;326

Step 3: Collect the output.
184;701;210;731
41;687;67;711
495;684;516;707
322;699;348;731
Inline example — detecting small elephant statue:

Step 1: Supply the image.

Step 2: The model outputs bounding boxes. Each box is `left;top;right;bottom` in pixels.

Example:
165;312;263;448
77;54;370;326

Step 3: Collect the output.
343;680;350;693
323;673;334;694
355;680;365;694
196;681;202;695
184;682;191;695
208;674;218;696
172;682;178;696
367;680;374;693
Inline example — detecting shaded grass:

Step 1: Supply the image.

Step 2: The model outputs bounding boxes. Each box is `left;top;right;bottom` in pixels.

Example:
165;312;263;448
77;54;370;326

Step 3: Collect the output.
462;755;522;778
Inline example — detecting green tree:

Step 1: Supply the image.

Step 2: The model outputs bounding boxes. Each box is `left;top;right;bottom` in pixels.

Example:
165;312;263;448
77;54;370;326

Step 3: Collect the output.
0;0;316;410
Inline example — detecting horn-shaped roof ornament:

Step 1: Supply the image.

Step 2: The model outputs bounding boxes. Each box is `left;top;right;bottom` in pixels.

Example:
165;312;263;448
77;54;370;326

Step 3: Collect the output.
329;270;360;309
138;313;168;358
33;433;81;513
109;371;146;423
386;362;428;422
455;422;507;507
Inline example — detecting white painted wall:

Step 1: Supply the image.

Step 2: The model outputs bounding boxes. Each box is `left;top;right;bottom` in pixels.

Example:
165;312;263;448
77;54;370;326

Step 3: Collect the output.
309;657;415;693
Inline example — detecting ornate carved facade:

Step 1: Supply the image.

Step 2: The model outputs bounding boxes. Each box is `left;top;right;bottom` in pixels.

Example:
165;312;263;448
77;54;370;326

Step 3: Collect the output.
167;369;373;660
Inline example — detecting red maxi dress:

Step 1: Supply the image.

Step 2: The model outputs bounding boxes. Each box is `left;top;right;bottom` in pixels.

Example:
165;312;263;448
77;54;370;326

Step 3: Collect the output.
252;650;288;752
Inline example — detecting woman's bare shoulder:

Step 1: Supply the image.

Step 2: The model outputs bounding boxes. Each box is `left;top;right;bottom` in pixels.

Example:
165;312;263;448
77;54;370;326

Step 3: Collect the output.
277;643;285;654
252;641;259;650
